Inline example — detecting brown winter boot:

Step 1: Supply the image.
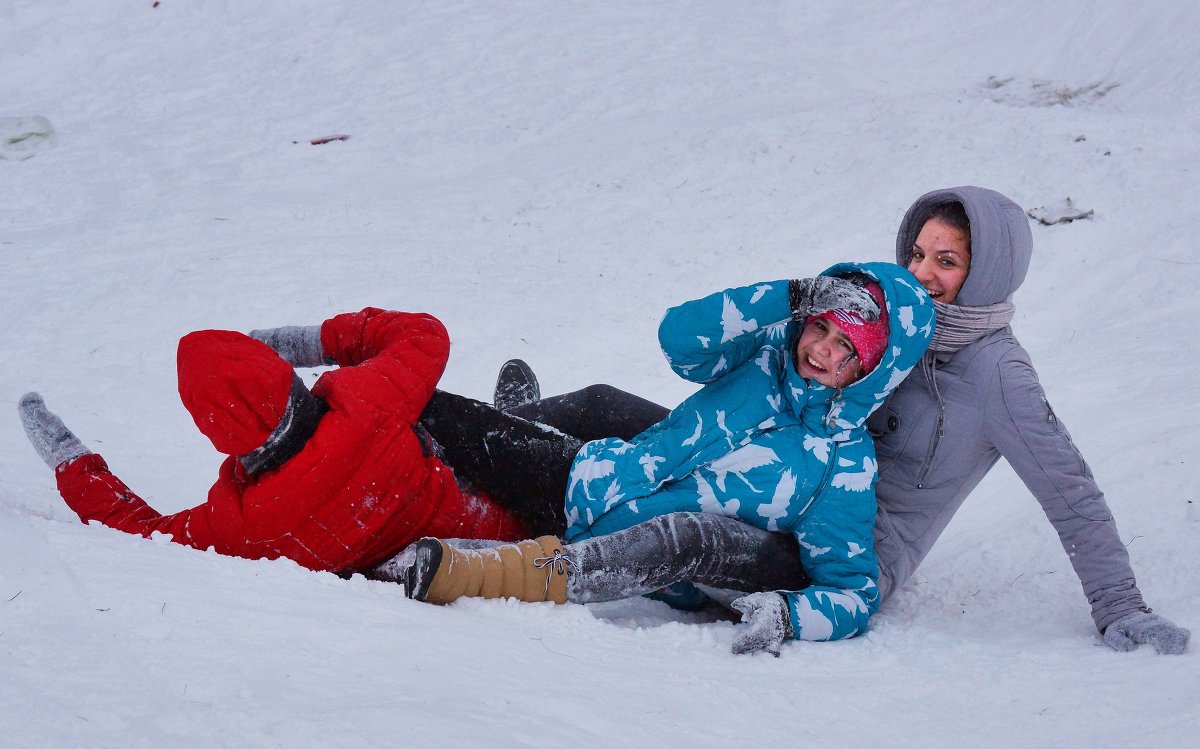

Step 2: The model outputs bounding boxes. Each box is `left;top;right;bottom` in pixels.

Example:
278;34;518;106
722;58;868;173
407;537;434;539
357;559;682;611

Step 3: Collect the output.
406;536;570;605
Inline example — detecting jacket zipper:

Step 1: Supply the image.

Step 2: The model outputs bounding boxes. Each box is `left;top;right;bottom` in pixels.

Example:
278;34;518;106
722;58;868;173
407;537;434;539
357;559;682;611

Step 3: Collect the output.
916;406;944;488
916;354;944;489
795;441;841;519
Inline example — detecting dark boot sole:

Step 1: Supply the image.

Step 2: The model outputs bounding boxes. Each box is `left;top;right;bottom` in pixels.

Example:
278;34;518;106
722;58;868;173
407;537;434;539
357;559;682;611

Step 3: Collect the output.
494;359;540;412
404;538;444;601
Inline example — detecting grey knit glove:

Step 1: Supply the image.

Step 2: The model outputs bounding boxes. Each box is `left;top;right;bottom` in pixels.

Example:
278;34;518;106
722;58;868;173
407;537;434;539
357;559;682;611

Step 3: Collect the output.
730;592;794;656
18;393;91;469
247;325;331;367
789;276;880;321
1102;611;1189;655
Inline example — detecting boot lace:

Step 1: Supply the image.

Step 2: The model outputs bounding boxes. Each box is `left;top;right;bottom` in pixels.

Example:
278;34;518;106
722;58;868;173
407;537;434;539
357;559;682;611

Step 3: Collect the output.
533;549;578;579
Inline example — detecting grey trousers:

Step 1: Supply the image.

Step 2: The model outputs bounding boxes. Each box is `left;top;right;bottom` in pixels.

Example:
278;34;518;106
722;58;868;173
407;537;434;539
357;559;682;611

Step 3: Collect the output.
568;512;806;603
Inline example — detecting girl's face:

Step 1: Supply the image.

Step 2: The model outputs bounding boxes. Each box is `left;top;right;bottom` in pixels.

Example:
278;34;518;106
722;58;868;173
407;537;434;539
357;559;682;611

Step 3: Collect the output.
795;317;864;388
908;218;971;303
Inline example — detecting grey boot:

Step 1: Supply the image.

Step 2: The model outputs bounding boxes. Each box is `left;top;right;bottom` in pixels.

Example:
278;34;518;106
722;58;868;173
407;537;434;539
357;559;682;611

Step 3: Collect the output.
493;359;540;412
18;393;91;469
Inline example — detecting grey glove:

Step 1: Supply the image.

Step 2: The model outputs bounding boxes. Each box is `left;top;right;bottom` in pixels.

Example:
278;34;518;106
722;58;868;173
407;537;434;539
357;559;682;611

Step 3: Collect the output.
789;276;880;322
730;592;794;656
18;393;91;469
1102;611;1190;655
248;325;331;367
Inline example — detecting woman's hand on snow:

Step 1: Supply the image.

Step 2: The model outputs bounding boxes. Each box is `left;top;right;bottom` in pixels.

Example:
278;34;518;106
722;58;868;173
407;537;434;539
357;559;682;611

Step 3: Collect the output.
247;325;330;367
1102;611;1190;654
730;592;793;656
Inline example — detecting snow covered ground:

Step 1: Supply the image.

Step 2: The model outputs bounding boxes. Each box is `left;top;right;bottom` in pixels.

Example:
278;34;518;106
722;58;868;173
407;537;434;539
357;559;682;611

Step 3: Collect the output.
3;2;1197;746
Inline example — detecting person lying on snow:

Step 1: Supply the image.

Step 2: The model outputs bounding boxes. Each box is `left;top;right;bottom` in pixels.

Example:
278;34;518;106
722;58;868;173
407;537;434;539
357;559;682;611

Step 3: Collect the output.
18;308;531;574
405;261;935;656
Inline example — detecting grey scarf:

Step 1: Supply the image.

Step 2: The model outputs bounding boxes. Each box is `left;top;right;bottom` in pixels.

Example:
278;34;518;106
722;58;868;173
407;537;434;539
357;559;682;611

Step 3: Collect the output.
929;300;1015;354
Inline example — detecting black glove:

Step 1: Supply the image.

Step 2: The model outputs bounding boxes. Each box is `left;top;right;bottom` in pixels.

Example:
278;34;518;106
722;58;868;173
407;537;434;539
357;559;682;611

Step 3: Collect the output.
730;592;794;656
248;325;331;367
789;276;880;322
18;393;91;469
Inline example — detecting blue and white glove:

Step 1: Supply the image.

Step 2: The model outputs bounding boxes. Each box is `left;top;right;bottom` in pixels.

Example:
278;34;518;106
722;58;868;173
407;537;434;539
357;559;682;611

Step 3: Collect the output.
1102;611;1189;655
248;325;330;368
730;592;793;656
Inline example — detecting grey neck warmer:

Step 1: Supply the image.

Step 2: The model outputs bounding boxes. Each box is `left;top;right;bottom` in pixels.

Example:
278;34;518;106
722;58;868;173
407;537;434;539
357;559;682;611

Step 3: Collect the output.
928;300;1015;354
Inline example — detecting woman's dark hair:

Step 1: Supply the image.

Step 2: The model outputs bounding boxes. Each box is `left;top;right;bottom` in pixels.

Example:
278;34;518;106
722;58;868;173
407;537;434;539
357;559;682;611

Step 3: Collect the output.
922;201;971;244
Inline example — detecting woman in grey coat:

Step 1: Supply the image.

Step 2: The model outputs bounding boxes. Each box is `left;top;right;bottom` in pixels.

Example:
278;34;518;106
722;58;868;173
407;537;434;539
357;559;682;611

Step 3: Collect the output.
490;185;1188;654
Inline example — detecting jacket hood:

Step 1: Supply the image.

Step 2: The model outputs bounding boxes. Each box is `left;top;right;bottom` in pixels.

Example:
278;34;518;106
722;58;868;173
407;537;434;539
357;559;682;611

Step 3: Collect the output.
895;186;1033;307
789;261;934;437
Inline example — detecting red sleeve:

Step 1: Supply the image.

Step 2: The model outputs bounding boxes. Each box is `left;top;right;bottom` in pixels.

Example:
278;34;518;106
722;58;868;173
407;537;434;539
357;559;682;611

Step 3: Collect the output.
318;308;450;423
55;453;227;554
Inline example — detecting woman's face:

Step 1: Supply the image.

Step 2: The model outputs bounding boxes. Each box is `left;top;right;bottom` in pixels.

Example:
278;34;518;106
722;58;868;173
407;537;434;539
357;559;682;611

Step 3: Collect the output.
908;218;971;303
795;317;864;388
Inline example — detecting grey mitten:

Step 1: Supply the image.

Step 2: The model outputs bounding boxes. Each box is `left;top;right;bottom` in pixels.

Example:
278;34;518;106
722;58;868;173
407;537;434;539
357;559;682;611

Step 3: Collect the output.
1102;611;1190;655
247;325;331;367
789;276;880;321
730;592;794;656
18;393;91;469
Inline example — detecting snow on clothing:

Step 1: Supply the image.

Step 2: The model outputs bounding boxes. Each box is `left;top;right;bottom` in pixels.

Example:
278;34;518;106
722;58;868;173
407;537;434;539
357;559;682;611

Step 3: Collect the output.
564;262;935;641
54;309;526;572
868;186;1146;631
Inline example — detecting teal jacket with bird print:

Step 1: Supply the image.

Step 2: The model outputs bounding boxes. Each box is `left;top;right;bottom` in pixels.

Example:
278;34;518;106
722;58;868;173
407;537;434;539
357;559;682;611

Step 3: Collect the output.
564;262;934;641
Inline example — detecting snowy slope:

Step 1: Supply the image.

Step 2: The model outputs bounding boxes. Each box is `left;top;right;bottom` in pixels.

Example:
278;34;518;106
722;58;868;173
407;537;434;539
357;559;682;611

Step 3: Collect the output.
2;2;1197;746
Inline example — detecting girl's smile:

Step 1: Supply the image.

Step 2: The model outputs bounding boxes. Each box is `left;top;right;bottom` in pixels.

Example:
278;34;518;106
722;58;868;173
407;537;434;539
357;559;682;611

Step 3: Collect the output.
795;316;864;388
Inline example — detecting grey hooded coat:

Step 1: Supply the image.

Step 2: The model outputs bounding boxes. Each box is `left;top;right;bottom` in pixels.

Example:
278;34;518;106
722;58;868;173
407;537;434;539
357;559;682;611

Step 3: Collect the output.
867;185;1146;631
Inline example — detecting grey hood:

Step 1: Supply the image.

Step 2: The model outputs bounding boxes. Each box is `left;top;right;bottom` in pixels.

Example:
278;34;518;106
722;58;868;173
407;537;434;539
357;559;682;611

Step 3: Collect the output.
894;186;1033;307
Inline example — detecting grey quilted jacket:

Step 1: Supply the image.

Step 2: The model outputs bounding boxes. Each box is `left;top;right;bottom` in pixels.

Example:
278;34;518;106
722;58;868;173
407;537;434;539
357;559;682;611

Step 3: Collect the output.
867;186;1146;631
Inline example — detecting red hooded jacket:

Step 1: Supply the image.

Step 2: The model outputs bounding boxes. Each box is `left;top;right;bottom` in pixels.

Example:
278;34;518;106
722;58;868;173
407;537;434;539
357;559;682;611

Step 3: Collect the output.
55;308;527;571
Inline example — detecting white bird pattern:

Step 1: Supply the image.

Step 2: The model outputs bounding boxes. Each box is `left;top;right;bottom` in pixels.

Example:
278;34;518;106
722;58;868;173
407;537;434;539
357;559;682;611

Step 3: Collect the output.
832;456;877;493
756;468;797;530
706;443;780;492
639;452;665;482
720;294;758;343
694;473;740;517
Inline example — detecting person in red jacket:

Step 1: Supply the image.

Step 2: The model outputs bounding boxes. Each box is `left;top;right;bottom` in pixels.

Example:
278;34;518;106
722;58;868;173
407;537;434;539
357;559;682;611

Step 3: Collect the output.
18;308;529;574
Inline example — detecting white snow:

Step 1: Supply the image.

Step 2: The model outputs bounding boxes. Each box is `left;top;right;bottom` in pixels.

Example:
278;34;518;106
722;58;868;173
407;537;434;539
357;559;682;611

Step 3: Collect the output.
2;1;1198;746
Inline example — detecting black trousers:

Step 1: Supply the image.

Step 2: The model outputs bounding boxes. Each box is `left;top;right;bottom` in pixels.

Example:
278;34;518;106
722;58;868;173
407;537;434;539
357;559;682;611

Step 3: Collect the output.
418;383;805;595
506;383;671;441
419;390;581;537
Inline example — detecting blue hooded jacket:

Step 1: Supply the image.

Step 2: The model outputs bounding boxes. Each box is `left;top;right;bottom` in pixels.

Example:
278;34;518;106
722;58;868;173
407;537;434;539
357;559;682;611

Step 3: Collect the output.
563;262;934;640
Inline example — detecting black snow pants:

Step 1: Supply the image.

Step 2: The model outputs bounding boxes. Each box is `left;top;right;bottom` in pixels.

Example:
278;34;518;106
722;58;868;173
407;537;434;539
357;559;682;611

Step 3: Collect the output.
418;384;806;596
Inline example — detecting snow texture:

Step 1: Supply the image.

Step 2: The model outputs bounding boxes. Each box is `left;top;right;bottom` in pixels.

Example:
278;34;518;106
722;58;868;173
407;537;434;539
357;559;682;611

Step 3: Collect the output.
0;115;55;160
2;2;1198;746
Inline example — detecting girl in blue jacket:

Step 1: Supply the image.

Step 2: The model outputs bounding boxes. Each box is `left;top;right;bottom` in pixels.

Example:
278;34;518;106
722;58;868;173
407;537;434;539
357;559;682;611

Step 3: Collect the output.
406;262;933;655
